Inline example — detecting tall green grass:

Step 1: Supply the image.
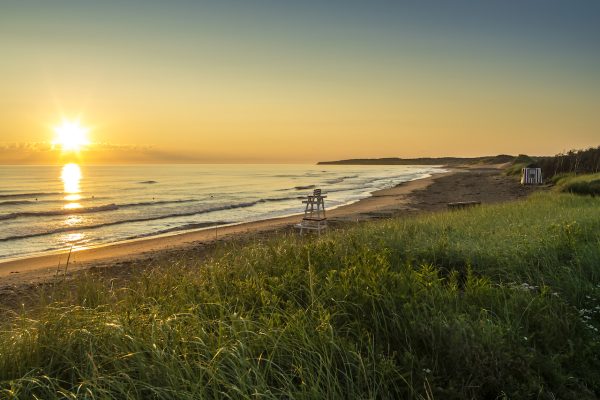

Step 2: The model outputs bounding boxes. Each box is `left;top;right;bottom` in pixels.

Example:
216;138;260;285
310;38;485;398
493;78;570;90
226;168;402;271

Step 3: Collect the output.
1;192;599;399
553;173;600;197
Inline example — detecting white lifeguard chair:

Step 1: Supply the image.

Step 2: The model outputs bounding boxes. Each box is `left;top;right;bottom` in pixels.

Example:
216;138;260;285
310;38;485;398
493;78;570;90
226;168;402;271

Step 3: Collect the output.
295;188;327;235
521;168;543;185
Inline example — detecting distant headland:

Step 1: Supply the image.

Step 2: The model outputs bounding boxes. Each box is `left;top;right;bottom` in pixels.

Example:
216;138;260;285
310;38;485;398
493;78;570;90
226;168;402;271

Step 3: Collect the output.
317;154;515;166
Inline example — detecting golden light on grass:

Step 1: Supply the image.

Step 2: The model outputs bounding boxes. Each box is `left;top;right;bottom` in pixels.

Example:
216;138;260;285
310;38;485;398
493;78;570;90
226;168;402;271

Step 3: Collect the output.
52;119;90;152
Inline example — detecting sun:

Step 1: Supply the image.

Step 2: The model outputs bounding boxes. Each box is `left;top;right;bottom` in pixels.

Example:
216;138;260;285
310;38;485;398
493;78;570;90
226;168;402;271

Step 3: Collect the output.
52;119;90;152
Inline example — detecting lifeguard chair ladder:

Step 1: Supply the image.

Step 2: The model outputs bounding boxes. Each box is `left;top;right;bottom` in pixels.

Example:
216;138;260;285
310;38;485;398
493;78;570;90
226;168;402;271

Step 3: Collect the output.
296;188;327;235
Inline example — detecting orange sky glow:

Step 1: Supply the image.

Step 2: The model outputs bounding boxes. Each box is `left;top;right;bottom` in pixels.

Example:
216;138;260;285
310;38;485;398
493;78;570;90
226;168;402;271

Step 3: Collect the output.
1;2;598;164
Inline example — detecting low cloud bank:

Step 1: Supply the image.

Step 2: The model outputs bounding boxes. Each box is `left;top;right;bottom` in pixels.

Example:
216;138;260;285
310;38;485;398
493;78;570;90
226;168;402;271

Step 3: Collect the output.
0;142;205;164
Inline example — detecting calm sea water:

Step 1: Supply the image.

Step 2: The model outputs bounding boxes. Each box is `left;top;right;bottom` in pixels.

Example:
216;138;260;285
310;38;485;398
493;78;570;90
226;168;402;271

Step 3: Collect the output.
0;164;444;260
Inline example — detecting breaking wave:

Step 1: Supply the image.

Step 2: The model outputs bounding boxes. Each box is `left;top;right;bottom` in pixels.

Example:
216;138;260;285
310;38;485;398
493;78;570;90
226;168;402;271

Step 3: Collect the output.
0;196;300;241
0;192;60;199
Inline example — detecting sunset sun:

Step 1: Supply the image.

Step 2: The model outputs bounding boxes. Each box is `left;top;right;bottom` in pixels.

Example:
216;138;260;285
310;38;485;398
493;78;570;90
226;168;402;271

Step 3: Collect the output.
52;119;90;152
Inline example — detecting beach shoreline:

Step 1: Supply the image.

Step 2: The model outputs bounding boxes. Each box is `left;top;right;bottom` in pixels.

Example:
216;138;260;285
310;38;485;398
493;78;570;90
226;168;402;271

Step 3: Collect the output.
0;170;449;280
0;165;540;292
0;170;443;265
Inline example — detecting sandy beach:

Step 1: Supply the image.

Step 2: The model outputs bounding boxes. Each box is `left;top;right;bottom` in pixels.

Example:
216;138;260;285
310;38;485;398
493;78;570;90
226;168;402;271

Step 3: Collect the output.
0;165;540;305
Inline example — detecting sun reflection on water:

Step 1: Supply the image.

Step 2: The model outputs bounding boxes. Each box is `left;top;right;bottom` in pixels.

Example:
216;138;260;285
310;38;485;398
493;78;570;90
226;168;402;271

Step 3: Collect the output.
61;163;82;196
60;232;86;245
62;163;83;209
65;193;82;201
64;215;83;226
64;202;82;210
60;163;87;246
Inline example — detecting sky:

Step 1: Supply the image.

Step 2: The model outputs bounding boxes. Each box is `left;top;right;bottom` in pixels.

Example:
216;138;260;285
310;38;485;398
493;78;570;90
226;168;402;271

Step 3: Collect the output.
0;0;599;164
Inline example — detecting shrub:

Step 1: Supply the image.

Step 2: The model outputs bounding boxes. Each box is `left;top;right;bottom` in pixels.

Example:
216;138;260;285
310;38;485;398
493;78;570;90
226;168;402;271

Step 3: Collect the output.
556;173;600;197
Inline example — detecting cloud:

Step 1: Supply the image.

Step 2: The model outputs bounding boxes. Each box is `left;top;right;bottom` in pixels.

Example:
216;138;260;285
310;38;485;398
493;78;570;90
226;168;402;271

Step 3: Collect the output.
0;142;55;164
0;141;203;164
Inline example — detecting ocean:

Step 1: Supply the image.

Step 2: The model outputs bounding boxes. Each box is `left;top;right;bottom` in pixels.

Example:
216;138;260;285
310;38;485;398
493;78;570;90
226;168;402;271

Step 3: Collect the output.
0;164;444;261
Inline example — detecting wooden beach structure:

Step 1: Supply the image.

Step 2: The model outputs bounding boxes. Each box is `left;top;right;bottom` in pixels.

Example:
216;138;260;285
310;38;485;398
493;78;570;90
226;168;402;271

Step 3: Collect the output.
296;188;327;235
521;167;543;185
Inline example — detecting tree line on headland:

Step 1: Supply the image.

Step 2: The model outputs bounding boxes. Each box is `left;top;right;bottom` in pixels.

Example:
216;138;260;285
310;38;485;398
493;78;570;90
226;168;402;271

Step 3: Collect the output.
318;146;600;176
534;146;600;176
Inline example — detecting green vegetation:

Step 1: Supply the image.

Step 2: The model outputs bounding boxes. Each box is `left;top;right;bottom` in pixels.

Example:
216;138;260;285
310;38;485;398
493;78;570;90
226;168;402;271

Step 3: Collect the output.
505;154;536;176
537;146;600;177
553;173;600;197
1;192;599;399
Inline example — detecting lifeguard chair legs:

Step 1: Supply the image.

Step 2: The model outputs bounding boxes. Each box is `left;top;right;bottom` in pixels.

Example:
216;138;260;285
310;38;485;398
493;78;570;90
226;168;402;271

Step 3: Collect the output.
295;188;327;235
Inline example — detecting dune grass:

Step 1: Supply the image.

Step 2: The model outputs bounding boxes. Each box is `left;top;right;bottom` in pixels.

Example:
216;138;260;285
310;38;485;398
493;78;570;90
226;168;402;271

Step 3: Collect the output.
553;173;600;197
504;154;537;176
1;192;599;399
